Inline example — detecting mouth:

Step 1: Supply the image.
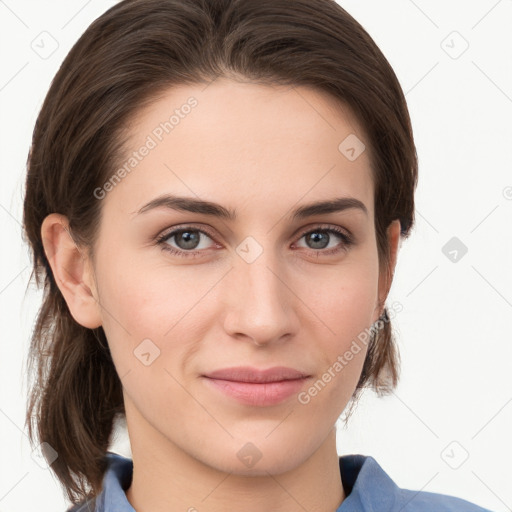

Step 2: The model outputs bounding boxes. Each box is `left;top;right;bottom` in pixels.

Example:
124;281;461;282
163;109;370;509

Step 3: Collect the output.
201;366;312;406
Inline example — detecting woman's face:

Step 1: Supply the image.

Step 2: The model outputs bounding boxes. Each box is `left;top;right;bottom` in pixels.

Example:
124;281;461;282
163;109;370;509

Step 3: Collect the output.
82;78;400;474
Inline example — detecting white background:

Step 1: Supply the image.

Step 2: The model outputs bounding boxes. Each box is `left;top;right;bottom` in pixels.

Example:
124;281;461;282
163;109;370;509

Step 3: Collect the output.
0;1;511;511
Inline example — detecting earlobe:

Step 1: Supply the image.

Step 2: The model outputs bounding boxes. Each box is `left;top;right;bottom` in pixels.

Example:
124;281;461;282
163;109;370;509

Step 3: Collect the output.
40;213;102;329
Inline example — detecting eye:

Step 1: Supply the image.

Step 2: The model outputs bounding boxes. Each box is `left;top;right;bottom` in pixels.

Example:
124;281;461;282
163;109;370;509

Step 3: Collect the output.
155;224;354;258
155;226;218;258
294;225;354;256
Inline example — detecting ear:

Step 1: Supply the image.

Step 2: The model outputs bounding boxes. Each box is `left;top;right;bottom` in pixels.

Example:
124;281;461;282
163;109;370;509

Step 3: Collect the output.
40;213;102;329
373;219;402;322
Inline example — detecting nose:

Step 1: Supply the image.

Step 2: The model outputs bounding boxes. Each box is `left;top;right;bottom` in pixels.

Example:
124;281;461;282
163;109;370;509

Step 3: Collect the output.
222;247;299;347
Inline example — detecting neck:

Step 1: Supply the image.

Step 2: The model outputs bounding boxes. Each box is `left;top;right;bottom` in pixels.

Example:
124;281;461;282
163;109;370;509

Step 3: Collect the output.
124;417;345;512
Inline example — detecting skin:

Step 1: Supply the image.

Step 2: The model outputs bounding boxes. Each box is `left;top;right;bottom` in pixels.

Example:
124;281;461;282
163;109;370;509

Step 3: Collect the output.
42;78;401;512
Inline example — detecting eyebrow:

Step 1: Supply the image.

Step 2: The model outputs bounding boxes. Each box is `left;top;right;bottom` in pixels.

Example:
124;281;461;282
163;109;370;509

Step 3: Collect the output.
133;194;368;221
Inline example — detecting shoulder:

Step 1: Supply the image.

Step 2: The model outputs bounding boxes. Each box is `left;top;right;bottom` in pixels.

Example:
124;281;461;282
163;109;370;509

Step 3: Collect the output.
64;452;132;512
339;454;495;512
65;499;96;512
396;487;494;511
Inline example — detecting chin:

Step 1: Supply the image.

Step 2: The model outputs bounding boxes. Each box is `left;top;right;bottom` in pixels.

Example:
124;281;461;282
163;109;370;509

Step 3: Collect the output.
194;433;318;477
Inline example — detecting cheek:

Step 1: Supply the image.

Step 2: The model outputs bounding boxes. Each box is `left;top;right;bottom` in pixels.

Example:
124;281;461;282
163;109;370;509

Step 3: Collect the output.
293;277;376;421
298;251;379;388
302;253;380;340
93;246;214;374
93;256;199;420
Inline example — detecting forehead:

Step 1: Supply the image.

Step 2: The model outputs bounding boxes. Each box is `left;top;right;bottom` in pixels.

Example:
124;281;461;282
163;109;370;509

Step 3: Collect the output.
104;78;374;221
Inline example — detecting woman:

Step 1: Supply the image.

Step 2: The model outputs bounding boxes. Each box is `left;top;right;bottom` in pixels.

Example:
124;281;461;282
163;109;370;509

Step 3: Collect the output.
22;0;495;511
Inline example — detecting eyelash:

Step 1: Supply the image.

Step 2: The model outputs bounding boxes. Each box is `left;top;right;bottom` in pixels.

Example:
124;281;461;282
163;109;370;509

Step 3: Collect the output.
155;224;354;259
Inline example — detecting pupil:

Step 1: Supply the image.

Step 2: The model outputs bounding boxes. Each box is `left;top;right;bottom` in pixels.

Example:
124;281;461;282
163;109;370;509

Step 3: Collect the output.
178;230;199;249
309;231;328;249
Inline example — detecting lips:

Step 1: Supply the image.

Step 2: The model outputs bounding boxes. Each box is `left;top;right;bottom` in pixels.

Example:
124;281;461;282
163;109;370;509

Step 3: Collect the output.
202;366;312;406
203;366;310;383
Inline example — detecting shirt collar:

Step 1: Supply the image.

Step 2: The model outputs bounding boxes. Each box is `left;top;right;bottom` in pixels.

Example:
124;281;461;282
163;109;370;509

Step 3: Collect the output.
95;452;135;512
337;454;400;511
93;451;399;512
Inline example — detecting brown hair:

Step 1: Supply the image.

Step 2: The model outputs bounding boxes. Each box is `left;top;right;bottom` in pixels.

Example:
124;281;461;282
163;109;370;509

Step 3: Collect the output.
22;0;418;506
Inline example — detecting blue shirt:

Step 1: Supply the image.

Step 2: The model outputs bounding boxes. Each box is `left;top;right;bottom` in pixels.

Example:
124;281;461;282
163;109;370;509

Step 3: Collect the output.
67;451;494;511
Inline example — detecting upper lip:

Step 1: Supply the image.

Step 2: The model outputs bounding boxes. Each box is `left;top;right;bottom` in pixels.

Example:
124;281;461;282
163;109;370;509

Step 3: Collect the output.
203;366;310;383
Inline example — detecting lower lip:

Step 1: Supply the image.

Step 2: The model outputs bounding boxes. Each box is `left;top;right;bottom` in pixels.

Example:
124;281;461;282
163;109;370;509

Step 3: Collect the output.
203;377;309;406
